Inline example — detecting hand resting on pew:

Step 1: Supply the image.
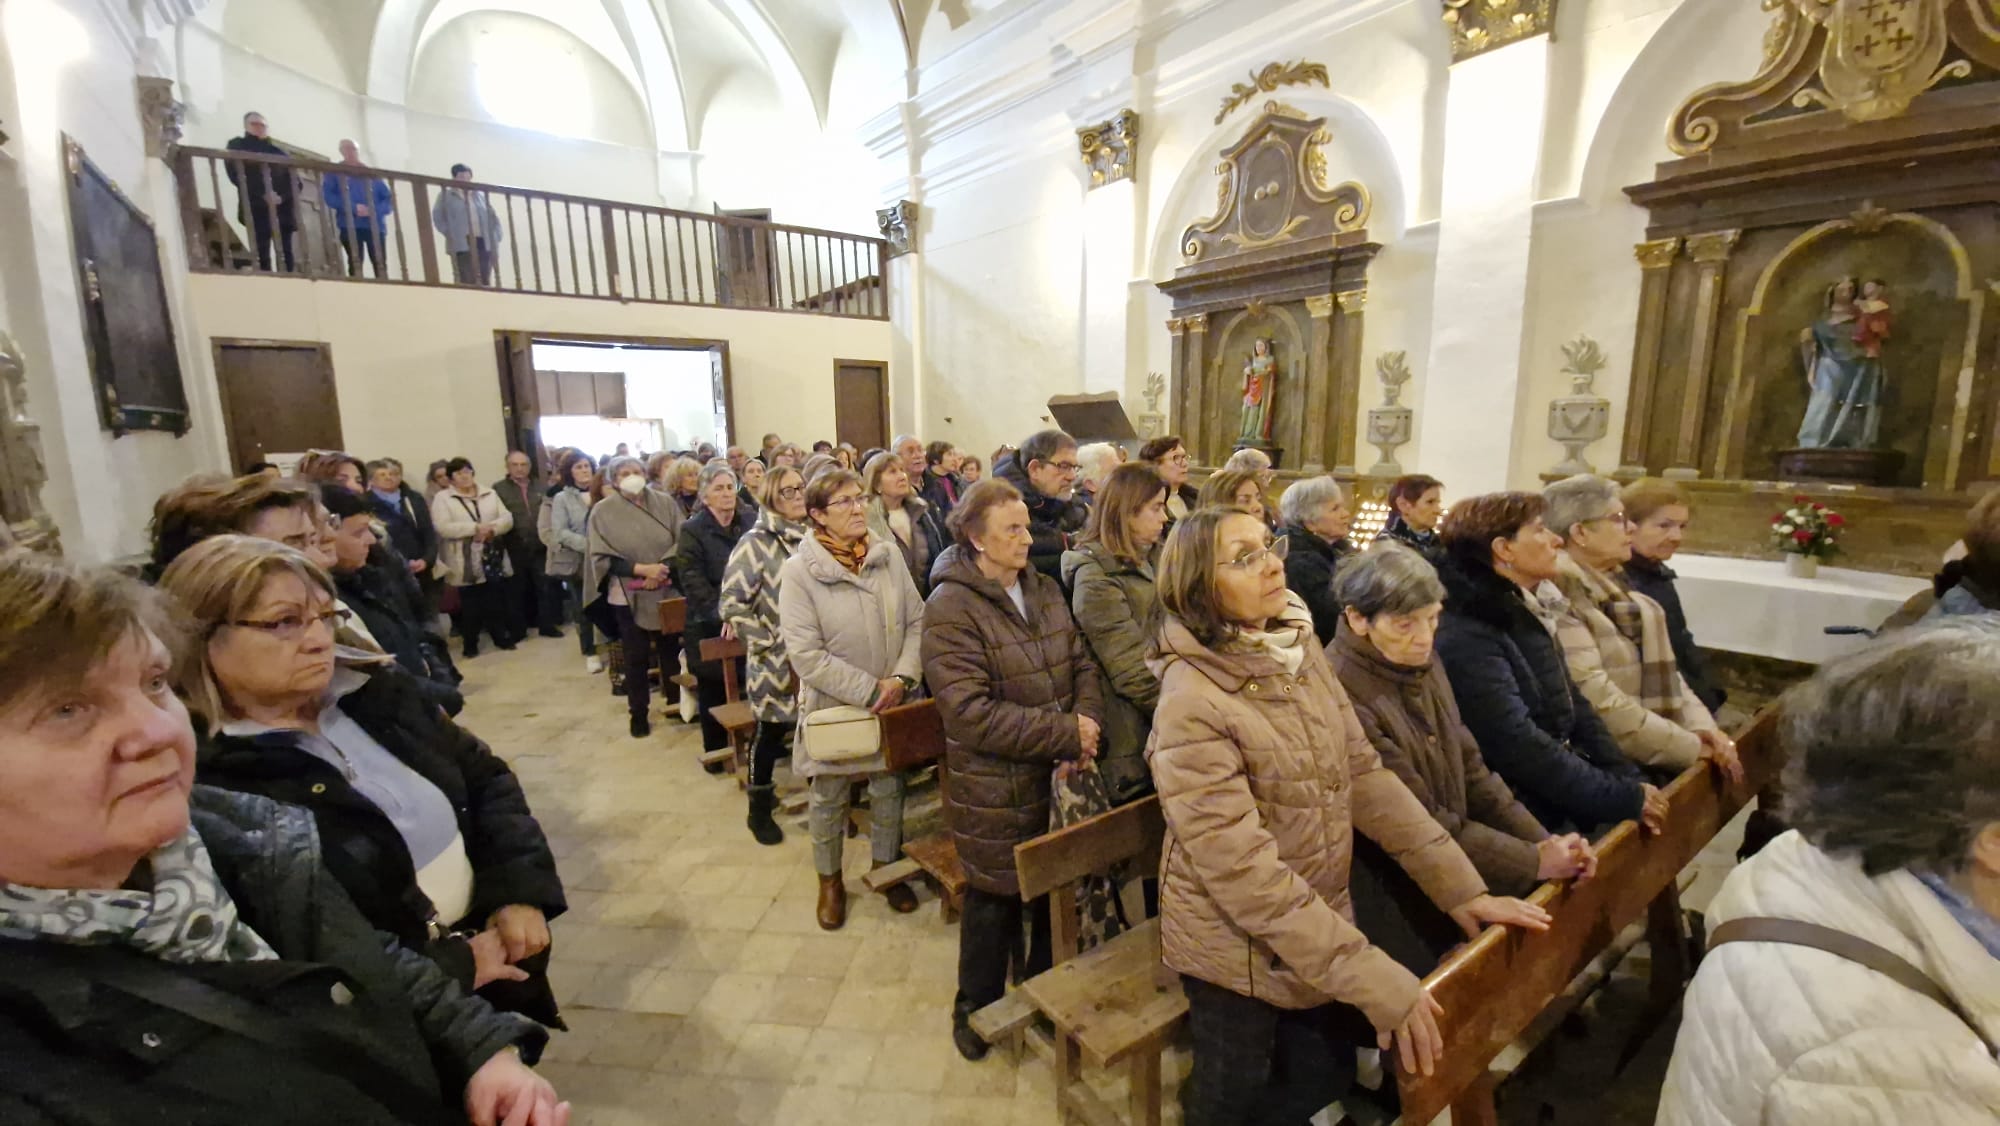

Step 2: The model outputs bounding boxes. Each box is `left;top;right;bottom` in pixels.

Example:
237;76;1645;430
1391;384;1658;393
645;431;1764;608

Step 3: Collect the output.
1695;728;1744;784
1536;832;1598;881
1379;894;1553;1078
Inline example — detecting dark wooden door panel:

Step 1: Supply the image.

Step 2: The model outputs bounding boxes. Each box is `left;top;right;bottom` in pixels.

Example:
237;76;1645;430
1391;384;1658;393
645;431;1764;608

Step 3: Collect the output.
213;341;341;469
833;361;888;453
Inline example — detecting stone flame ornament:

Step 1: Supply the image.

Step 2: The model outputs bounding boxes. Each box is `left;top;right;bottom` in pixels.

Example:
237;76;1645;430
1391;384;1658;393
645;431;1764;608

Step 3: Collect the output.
1367;351;1413;476
1547;335;1611;476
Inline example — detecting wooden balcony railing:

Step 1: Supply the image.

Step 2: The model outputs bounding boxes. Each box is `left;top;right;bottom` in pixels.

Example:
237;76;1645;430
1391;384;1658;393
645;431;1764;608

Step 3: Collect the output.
173;146;888;320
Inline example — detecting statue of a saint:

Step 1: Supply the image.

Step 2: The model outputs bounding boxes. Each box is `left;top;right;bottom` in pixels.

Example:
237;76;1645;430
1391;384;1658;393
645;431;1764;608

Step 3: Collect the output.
1237;338;1276;445
1795;277;1887;449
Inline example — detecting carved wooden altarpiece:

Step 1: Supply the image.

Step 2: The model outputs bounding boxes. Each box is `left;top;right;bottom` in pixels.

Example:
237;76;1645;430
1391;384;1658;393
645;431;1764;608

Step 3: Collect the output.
1616;0;1999;571
1159;104;1378;473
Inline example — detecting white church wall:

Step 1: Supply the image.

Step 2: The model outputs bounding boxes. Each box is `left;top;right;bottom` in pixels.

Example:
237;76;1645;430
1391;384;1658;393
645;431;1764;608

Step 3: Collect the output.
405;10;654;151
0;0;231;564
184;274;892;476
1510;0;1770;488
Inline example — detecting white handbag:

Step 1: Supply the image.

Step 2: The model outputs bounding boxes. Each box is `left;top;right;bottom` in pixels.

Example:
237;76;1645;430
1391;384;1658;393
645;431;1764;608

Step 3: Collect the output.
798;704;883;764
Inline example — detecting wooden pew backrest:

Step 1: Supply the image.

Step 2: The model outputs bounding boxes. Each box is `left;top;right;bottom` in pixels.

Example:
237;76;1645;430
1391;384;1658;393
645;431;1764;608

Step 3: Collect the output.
656;597;688;636
1015;795;1164;963
1393;707;1784;1125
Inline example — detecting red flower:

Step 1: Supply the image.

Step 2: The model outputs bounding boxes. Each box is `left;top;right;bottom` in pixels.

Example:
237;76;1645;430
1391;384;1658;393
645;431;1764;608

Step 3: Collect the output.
1793;529;1813;543
1826;513;1845;527
1793;495;1809;504
1771;512;1785;522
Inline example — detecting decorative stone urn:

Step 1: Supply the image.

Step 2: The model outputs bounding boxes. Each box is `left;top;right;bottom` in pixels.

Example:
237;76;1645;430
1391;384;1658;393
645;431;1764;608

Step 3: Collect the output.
1366;351;1413;476
1547;335;1610;477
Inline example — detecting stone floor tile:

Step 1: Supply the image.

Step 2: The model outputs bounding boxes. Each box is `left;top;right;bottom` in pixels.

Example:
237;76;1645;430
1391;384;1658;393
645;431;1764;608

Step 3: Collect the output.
865;1028;956;1094
792;1026;884;1088
754;974;841;1026
628;968;717;1016
718;1021;814;1081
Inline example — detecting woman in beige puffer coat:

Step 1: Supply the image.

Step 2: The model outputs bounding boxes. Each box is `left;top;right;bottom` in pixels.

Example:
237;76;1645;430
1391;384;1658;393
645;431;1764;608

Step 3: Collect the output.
1148;508;1550;1126
1658;623;2000;1125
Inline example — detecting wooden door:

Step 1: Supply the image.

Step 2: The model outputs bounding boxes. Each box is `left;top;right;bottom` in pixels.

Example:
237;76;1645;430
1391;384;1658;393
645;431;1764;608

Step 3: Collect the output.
212;340;342;470
494;330;544;467
833;360;889;452
714;207;774;309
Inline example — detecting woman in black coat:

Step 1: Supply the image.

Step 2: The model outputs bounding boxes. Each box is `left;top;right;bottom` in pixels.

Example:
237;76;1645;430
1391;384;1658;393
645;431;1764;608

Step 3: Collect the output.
162;536;567;1027
677;462;756;759
1431;492;1667;837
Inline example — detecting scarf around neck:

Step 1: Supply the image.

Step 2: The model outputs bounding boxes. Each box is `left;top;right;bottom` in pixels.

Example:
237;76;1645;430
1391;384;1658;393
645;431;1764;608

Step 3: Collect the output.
1238;616;1312;677
0;827;278;964
1569;557;1681;716
815;528;870;575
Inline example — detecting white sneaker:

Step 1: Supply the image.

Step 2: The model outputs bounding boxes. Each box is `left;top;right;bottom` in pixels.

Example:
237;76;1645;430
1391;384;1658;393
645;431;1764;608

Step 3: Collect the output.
585;655;604;674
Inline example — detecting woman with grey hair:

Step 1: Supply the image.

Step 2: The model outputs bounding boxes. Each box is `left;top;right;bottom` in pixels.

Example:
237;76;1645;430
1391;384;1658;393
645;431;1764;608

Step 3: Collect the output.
678;462;755;761
1541;474;1740;779
1658;621;2000;1123
1279;476;1359;644
1330;543;1596;900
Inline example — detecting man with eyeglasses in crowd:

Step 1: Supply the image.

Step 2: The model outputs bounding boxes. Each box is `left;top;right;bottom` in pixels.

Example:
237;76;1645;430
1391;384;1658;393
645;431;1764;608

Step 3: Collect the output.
995;428;1089;581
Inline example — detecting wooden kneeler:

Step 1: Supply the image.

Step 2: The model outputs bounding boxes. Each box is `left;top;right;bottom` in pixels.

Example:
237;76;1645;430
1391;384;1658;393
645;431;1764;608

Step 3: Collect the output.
859;700;968;921
696;634;756;786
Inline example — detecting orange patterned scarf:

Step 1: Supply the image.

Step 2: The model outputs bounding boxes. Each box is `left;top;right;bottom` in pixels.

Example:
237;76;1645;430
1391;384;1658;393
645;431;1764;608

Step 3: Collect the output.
815;529;869;575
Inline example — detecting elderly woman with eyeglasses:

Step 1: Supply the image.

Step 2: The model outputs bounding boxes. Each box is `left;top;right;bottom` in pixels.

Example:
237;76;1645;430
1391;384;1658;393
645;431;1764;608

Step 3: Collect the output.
1659;622;2000;1124
1541;475;1741;781
0;552;569;1126
779;469;926;930
719;464;812;846
161;536;568;1029
1149;508;1549;1125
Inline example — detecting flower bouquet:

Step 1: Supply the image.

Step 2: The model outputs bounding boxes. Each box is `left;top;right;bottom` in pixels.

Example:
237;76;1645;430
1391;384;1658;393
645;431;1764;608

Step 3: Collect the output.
1771;496;1844;578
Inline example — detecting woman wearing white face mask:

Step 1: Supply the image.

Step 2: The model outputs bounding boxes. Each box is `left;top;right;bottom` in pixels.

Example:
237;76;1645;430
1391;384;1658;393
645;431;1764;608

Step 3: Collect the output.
584;456;684;739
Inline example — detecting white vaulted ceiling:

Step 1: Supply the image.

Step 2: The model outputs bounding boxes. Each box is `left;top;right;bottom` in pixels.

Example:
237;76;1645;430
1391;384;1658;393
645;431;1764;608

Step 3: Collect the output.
209;0;910;150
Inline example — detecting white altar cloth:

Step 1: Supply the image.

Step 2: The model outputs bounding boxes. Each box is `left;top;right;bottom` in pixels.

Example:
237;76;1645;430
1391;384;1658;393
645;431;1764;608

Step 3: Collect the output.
1662;553;1930;665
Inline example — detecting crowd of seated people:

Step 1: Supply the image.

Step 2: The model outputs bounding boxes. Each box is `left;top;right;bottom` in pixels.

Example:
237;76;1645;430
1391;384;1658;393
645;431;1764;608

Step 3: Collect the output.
9;421;1998;1126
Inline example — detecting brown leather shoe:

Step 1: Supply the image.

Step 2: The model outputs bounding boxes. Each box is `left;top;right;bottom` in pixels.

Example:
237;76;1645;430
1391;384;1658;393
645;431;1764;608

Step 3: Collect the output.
816;874;847;931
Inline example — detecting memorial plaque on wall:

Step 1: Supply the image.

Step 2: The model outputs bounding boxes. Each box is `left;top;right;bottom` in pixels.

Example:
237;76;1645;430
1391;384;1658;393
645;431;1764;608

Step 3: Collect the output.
64;136;190;436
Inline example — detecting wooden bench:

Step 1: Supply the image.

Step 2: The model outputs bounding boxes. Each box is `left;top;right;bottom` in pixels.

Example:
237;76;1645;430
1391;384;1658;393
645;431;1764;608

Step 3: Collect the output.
697;634;757;785
860;699;968;920
990;795;1181;1126
1393;707;1783;1126
604;596;686;697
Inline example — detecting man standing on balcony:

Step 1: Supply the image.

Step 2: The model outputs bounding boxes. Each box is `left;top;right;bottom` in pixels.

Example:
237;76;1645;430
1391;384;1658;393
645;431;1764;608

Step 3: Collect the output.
434;163;504;286
224;112;297;273
322;140;394;278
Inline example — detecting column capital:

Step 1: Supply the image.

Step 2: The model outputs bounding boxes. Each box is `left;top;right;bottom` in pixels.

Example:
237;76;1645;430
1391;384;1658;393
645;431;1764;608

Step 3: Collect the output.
1336;288;1368;313
1443;0;1556;64
1633;237;1682;271
1076;110;1139;190
1304;294;1337;319
1184;313;1209;334
1686;229;1743;264
876;201;918;258
1166;317;1187;337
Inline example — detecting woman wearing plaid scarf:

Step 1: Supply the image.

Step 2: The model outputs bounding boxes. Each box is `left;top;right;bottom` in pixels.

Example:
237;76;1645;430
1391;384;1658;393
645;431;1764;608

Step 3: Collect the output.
1541;475;1742;784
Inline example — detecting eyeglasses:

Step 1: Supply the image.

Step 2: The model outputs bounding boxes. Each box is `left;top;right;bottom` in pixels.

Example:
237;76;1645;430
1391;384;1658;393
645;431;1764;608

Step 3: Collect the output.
777;486;804;500
227;607;350;642
820;495;865;512
1165;454;1191;466
1047;461;1080;476
1219;537;1290;571
1585;512;1630;528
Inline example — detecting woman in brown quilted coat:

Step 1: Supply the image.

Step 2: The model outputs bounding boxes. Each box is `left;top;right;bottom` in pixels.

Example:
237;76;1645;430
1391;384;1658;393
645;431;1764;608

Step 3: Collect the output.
922;478;1104;1063
1150;508;1550;1126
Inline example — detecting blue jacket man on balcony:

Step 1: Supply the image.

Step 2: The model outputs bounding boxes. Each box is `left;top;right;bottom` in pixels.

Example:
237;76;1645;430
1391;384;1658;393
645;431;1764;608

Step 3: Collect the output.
434;163;505;287
322;140;395;279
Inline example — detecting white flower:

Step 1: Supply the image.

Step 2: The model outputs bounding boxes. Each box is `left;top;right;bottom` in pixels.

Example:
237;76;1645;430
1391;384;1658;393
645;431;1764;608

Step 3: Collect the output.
1777;525;1794;535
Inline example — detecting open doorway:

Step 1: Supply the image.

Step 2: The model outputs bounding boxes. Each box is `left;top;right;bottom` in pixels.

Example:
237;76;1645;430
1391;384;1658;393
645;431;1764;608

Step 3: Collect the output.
495;331;733;468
